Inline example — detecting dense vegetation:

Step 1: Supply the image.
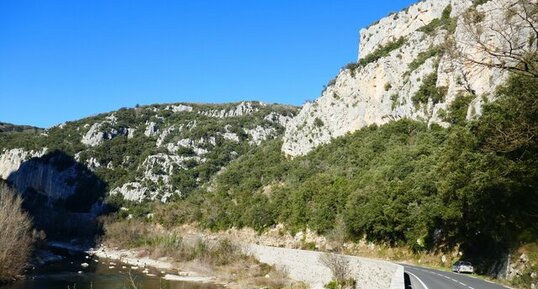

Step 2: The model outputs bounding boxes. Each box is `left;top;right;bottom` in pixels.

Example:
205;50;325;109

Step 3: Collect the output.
412;71;447;106
0;122;43;134
152;74;538;273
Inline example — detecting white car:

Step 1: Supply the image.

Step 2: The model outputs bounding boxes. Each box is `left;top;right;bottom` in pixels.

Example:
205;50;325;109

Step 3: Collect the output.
452;261;474;273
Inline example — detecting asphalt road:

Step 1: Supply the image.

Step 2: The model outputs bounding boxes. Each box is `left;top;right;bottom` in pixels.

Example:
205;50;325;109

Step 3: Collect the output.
403;264;510;289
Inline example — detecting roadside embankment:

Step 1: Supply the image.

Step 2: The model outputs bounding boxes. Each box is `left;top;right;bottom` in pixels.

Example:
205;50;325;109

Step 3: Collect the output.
85;242;404;289
246;244;404;289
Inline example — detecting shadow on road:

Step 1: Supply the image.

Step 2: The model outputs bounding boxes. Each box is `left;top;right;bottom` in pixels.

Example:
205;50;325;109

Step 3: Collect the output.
404;272;413;289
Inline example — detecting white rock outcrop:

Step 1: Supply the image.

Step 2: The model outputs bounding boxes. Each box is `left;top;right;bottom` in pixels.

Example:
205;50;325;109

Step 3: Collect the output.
264;112;294;127
110;182;148;202
127;128;136;139
222;132;240;142
165;104;193;113
86;157;101;170
244;126;277;145
144;122;159;137
282;0;535;156
81;122;129;147
81;123;107;147
0;148;47;179
201;102;260;118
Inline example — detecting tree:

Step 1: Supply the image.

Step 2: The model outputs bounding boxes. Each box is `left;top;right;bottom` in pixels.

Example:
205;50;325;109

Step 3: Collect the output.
319;253;355;288
454;0;538;78
0;184;34;282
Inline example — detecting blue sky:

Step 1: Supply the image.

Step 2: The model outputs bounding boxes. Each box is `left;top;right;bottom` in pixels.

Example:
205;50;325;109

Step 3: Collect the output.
1;0;416;128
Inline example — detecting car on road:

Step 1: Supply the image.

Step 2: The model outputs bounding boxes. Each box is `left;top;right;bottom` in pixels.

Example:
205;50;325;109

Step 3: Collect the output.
452;261;474;273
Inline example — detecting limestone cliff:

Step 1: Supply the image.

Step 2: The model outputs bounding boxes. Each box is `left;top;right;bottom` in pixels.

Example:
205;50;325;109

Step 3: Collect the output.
282;0;536;156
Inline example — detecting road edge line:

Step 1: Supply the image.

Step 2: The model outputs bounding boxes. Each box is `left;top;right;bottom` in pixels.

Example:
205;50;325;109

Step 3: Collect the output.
407;271;429;289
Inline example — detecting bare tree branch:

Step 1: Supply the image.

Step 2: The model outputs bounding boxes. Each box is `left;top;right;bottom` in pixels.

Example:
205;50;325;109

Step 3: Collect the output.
452;0;538;78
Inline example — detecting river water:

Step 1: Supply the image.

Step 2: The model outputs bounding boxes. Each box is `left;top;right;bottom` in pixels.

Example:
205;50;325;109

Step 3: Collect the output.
1;248;220;289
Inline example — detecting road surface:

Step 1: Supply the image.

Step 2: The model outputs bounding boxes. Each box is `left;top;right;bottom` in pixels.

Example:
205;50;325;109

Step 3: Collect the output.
403;264;510;289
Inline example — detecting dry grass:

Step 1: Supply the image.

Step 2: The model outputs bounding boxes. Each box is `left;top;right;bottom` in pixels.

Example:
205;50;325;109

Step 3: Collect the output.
102;218;245;265
319;252;356;288
100;218;151;248
0;184;33;282
340;239;460;270
101;219;300;288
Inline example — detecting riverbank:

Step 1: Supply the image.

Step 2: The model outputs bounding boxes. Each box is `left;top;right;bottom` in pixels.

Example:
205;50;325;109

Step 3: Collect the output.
87;245;213;283
49;240;299;289
91;219;407;289
52;240;401;289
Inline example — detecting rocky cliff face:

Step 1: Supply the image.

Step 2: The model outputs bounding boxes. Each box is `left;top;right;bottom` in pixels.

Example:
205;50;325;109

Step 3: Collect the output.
0;102;297;203
0;148;46;180
282;0;535;156
5;151;106;212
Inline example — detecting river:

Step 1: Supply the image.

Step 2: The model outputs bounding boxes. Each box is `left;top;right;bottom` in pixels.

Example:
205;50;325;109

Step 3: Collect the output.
1;247;220;289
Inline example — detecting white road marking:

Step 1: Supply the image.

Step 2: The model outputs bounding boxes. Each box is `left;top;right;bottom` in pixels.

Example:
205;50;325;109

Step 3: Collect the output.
407;271;429;289
412;267;475;289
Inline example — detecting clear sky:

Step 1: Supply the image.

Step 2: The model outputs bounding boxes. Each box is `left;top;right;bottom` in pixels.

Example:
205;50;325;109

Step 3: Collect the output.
1;0;416;128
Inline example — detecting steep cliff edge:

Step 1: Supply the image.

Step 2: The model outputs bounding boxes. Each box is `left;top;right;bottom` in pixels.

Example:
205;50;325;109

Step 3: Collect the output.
282;0;536;156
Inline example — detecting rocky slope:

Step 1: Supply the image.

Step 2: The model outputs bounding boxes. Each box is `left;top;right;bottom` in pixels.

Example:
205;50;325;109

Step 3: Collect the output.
282;0;536;156
0;102;297;204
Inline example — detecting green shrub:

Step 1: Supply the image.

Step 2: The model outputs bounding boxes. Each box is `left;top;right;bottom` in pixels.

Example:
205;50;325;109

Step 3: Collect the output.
411;71;447;106
407;47;440;75
208;239;242;266
417;5;456;35
314;118;325;128
359;37;407;67
390;94;400;110
344;62;360;76
322;78;338;94
444;93;474;125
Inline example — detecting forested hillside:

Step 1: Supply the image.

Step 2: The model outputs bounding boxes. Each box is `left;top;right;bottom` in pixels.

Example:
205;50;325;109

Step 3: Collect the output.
0;102;297;202
153;74;537;280
0;122;43;134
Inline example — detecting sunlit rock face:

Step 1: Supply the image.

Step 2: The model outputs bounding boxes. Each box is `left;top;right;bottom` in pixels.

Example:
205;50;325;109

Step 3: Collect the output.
0;148;46;180
282;0;532;156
